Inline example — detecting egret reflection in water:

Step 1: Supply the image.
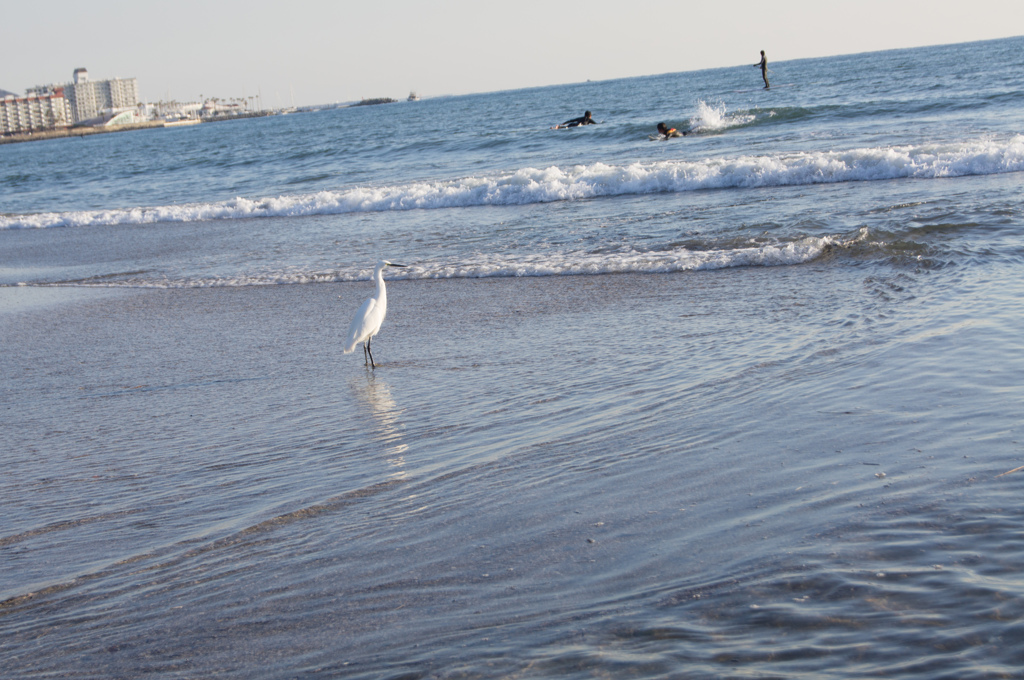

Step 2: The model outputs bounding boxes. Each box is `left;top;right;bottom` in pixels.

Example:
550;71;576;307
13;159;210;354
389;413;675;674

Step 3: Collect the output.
350;374;408;479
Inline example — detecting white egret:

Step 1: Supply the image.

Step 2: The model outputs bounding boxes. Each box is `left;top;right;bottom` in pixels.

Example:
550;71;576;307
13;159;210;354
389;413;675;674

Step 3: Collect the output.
343;260;407;368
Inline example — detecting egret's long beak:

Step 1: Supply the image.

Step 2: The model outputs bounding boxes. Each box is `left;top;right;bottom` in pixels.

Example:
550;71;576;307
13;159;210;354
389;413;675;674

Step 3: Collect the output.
387;263;408;268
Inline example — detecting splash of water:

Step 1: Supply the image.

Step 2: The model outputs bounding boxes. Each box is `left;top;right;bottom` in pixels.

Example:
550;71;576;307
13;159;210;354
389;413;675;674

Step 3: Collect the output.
688;100;757;132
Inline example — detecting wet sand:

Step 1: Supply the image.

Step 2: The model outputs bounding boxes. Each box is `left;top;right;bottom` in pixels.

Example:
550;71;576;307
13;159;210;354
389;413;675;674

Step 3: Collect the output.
3;265;1024;677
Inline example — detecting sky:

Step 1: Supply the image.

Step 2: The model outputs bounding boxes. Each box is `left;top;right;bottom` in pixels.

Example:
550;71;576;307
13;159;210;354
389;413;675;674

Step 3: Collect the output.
4;0;1023;107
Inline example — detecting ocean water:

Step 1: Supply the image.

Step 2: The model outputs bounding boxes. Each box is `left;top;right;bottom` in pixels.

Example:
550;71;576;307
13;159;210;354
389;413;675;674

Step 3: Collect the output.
2;36;1024;678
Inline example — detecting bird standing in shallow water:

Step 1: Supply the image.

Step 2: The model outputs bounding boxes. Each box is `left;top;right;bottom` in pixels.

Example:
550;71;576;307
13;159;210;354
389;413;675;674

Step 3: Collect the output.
343;260;406;368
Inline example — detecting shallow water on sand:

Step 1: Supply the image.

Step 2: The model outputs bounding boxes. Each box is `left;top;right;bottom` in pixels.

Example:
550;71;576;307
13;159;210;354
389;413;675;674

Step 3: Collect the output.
3;247;1024;677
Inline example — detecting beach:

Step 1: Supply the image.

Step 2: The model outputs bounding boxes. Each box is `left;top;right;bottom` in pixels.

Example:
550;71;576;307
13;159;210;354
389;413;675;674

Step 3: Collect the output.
0;121;170;146
5;251;1024;676
3;36;1024;678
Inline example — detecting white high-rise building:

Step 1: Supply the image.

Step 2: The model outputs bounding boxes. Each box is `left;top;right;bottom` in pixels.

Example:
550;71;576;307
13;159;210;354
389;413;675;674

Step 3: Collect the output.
63;68;139;124
1;68;141;134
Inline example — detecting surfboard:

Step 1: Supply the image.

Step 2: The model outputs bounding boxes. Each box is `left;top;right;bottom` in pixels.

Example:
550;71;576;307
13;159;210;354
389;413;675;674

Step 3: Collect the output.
551;121;602;130
730;83;795;93
649;130;687;140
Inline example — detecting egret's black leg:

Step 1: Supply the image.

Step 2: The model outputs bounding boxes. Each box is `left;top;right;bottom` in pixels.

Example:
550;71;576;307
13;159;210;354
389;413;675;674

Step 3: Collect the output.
362;342;369;366
366;336;376;369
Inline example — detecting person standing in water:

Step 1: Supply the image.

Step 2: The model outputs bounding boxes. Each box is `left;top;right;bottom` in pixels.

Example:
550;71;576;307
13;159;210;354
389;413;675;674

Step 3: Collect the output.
553;111;597;129
754;50;769;89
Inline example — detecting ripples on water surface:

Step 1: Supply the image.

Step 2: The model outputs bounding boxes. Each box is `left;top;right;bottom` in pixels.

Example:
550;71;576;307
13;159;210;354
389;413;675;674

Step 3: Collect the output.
2;36;1024;679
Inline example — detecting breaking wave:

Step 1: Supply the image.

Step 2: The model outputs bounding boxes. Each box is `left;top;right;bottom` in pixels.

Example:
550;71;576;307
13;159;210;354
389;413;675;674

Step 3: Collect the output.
688;100;757;132
17;235;851;288
3;136;1022;230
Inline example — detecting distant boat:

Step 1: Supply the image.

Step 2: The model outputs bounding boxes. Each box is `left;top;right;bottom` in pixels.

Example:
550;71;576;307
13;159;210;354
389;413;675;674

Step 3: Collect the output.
408;92;420;101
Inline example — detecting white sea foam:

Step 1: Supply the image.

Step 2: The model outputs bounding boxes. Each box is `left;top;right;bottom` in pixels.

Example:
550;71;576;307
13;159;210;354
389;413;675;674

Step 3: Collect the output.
411;238;835;279
4;137;1023;230
689;100;756;132
33;236;842;288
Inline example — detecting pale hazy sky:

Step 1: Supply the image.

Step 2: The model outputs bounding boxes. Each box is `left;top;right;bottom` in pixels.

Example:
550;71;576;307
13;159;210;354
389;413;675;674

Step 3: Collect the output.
4;0;1022;107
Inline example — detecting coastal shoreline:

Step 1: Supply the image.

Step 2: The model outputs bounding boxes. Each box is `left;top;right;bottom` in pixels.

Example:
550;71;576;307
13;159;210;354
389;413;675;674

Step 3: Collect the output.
0;111;280;145
4;35;1024;678
0;121;169;145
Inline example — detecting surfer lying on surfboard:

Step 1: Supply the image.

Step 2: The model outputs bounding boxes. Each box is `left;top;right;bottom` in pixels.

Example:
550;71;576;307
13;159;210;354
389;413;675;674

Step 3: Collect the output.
655;122;687;138
552;110;597;129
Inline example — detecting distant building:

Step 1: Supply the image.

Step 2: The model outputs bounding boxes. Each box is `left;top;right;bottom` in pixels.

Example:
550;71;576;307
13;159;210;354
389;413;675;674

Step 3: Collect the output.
0;88;70;135
2;68;141;134
62;68;139;124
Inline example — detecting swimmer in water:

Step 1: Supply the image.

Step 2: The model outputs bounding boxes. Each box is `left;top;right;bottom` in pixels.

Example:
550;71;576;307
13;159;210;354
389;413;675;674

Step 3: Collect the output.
553;110;597;129
754;50;769;89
